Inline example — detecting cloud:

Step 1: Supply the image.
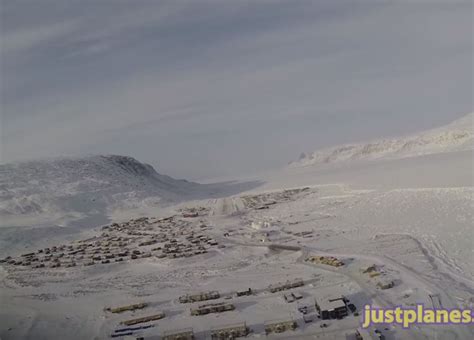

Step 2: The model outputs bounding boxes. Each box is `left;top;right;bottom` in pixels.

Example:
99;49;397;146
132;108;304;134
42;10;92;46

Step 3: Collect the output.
1;20;77;56
1;0;472;179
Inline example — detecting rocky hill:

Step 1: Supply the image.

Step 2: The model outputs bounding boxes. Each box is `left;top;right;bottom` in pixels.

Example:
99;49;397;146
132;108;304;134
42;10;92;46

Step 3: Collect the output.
0;155;201;226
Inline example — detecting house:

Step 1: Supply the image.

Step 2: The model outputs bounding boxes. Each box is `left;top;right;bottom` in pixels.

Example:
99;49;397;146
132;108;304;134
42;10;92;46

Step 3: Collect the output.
292;292;303;300
283;293;295;303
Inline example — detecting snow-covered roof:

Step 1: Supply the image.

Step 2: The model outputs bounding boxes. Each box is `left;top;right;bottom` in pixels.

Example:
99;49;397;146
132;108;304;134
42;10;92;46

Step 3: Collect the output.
318;298;346;311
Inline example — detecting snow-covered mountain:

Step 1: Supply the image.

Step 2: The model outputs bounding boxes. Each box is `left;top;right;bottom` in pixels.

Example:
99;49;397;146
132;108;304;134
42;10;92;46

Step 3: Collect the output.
0;155;201;226
292;113;473;167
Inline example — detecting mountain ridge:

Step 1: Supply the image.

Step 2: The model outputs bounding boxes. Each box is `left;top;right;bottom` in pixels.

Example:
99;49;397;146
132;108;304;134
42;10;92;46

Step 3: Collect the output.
291;113;473;167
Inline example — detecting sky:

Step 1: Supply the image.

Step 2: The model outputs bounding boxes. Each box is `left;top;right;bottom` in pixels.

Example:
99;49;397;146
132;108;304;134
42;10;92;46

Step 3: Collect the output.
1;0;472;180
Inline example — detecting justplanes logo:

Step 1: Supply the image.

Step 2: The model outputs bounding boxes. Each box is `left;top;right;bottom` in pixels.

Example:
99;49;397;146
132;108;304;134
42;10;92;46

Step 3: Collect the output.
361;304;474;329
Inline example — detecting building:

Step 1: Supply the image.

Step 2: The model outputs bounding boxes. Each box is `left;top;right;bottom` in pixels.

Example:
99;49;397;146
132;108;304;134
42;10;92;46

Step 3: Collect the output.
377;279;394;290
264;319;297;335
120;312;165;326
268;244;301;251
283;293;295;303
268;279;304;293
190;302;235;316
106;302;147;313
236;288;252;297
292;292;303;300
179;291;220;303
315;298;348;320
210;322;248;339
162;328;194;340
283;291;303;302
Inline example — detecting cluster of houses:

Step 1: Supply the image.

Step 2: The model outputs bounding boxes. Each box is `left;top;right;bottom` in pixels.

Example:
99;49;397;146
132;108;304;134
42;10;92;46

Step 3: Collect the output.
139;322;249;340
241;187;311;210
1;215;221;271
104;282;358;339
305;255;345;267
159;233;219;259
0;235;137;269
